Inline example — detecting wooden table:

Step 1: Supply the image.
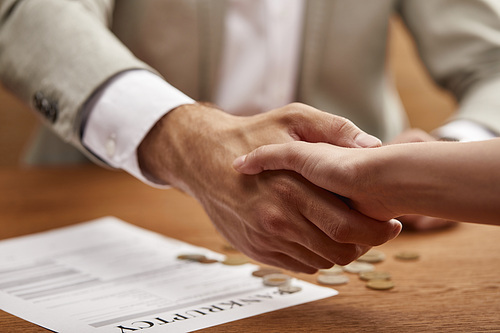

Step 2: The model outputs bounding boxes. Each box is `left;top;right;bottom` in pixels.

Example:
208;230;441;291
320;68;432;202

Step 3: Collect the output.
1;165;499;332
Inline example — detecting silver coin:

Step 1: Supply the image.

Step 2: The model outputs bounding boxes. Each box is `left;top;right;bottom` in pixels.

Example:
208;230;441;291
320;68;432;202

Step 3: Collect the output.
318;266;343;276
278;284;302;294
357;249;386;263
341;261;375;274
252;267;283;277
263;273;291;286
317;274;349;285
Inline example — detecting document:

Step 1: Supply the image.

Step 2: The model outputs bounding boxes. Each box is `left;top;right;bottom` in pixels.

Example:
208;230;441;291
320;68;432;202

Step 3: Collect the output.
0;217;337;332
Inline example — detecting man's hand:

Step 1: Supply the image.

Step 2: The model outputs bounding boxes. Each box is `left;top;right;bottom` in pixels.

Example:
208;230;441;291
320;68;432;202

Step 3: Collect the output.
386;129;457;231
138;103;400;273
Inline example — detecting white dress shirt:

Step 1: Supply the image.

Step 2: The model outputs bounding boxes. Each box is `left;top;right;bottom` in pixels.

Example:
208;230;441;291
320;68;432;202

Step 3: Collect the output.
83;0;304;186
82;0;495;187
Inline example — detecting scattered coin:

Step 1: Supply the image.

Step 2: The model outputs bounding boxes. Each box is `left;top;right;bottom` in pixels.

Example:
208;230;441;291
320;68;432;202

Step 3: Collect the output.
341;261;375;274
278;284;302;294
366;279;395;290
359;271;392;281
177;254;207;261
222;243;238;252
222;255;250;266
198;258;219;264
318;266;343;276
395;251;420;261
252;267;282;277
263;273;291;287
357;249;386;263
317;274;349;285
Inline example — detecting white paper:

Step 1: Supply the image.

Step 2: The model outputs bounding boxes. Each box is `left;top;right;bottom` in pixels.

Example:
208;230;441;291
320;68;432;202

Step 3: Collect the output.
0;217;337;332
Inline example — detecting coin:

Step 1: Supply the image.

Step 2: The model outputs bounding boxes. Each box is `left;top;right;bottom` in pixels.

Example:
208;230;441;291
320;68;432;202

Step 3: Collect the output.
222;243;238;252
278;284;302;294
252;267;283;277
357;249;386;263
198;258;219;264
341;261;375;274
263;273;291;286
317;274;349;285
359;271;391;281
318;266;343;276
222;255;249;266
395;251;420;261
177;254;207;261
366;279;395;290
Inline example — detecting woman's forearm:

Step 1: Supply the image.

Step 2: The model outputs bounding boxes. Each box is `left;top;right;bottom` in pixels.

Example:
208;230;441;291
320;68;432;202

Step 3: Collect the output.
371;139;500;225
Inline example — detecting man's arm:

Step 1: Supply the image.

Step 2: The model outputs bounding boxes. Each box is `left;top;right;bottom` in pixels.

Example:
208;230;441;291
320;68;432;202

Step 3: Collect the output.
0;0;151;158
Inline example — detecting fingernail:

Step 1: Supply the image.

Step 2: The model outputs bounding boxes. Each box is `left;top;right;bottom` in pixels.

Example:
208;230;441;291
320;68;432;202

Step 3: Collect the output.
390;219;403;239
355;132;382;148
232;154;247;170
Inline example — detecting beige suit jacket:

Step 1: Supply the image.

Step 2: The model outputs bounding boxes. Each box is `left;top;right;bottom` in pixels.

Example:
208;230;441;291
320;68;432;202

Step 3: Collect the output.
1;0;500;164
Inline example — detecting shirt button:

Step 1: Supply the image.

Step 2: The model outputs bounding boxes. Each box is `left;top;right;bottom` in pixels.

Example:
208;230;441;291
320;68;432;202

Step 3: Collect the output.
106;134;116;158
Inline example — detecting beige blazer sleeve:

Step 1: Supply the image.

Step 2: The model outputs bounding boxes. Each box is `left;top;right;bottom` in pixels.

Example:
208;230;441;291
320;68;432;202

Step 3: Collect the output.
0;0;152;156
399;0;500;134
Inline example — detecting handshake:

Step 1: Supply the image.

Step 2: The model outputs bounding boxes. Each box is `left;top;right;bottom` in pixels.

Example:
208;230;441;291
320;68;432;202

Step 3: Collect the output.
141;103;494;274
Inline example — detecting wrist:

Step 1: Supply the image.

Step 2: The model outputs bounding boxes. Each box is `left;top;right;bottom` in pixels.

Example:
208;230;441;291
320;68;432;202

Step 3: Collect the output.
137;103;206;191
137;102;236;195
360;146;407;218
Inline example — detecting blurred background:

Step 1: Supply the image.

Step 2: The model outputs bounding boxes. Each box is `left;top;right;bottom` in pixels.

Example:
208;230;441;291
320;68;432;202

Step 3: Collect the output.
0;17;456;168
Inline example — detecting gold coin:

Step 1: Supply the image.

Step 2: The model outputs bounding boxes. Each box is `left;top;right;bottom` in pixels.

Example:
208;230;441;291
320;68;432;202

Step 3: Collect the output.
222;255;249;266
395;251;420;261
359;271;391;281
366;279;395;290
263;273;291;286
357;249;386;263
341;261;375;274
317;274;349;285
198;258;219;264
177;254;207;261
252;267;283;277
278;284;302;294
318;266;343;276
222;243;238;252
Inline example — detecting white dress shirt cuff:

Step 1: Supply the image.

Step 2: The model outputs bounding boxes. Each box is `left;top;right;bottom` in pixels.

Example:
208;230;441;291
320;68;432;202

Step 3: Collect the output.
82;70;195;188
432;119;497;142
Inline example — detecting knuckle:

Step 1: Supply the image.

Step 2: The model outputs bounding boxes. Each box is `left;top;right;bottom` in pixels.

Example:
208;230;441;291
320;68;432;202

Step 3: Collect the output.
275;103;310;122
331;116;355;136
259;206;288;237
267;174;297;201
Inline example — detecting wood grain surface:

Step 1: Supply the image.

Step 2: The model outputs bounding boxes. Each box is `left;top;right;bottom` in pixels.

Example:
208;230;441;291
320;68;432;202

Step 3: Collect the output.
1;165;499;332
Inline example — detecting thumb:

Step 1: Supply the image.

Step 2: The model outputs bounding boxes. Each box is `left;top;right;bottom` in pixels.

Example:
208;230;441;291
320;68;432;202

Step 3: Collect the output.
289;106;381;148
233;142;310;175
